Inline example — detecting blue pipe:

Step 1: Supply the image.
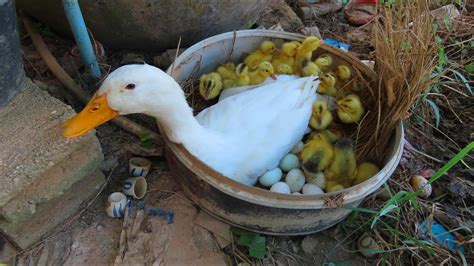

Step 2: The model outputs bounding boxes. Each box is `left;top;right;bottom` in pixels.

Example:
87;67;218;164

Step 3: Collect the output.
62;0;100;78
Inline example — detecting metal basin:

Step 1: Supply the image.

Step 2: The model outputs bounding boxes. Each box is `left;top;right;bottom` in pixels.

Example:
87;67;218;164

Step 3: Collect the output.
165;30;404;235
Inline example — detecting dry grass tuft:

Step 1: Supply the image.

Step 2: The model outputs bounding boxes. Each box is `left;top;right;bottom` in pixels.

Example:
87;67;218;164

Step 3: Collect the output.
356;0;440;163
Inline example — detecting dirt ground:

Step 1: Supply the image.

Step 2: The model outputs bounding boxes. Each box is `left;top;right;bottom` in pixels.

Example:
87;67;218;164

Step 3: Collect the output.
3;1;473;265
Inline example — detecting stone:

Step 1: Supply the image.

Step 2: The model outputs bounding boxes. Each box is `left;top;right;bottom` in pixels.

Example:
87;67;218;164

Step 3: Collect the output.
0;80;105;249
0;170;105;249
256;0;304;32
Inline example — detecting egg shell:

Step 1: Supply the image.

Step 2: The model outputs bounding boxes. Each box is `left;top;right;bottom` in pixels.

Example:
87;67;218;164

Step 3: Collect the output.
290;141;304;154
285;169;306;192
357;233;381;258
410;175;432;198
258;168;283;187
279;154;300;172
302;183;324;195
270;182;291;194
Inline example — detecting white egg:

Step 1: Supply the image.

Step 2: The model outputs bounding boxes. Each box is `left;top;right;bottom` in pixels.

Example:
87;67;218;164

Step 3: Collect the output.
270;182;291;194
285;169;306;192
292;192;302;195
357;233;381;258
279;154;300;172
305;171;326;189
290;141;304;154
258;168;283;187
302;183;324;195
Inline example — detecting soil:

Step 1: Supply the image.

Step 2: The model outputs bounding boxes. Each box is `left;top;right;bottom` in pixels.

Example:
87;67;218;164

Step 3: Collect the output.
4;2;473;265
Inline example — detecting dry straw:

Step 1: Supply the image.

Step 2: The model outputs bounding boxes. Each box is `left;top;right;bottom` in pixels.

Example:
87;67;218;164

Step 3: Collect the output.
356;0;440;163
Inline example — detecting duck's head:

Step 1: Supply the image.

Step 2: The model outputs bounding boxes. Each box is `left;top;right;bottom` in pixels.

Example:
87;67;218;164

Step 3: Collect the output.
62;64;183;138
257;61;276;79
301;60;321;77
312;100;329;116
222;62;235;71
199;72;222;100
260;41;276;55
302;36;321;51
276;63;293;75
320;73;336;86
235;63;249;77
335;65;352;80
336;94;363;114
281;42;298;57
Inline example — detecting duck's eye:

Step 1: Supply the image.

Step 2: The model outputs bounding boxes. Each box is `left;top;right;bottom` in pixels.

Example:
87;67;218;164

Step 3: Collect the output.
125;83;136;90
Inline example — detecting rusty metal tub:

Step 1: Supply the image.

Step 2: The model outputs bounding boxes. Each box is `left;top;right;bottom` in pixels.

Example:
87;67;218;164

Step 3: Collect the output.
165;30;404;235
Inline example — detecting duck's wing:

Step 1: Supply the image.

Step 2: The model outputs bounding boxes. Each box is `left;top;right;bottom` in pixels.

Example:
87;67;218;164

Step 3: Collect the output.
196;77;318;184
217;74;300;102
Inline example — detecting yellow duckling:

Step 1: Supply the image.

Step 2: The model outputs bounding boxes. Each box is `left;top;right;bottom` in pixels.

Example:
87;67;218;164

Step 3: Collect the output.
335;64;352;82
199;72;223;100
244;41;277;69
326;182;345;192
308;128;342;144
249;61;276;85
309;100;333;130
324;137;357;188
301;59;321;77
272;42;298;70
353;162;380;185
234;63;250;87
216;62;236;80
294;36;321;74
276;64;293;75
336;94;365;124
317;73;337;96
301;133;335;183
315;54;333;71
222;63;251;89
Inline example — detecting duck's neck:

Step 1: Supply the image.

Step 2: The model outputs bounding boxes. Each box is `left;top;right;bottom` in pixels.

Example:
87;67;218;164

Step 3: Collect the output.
148;91;215;153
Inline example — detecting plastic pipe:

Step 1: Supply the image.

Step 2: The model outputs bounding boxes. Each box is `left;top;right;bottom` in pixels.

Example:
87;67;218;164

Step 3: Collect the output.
62;0;101;78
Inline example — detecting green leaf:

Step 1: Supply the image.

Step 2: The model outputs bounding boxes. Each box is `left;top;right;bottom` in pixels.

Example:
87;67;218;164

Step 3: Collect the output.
139;132;153;148
248;235;266;259
450;68;473;95
230;227;266;259
425;99;441;128
465;63;474;75
426;142;474;185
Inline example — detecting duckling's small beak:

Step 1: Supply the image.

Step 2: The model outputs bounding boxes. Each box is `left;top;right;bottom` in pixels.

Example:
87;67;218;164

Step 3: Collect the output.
275;48;281;53
62;92;119;138
270;74;277;80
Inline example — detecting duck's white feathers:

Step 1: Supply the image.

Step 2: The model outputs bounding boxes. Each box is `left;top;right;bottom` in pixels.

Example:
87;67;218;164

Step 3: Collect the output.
195;77;317;185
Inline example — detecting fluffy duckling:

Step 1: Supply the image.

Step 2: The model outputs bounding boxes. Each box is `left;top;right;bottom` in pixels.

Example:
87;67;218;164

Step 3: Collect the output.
317;73;337;96
234;63;250;87
199;72;223;100
308;129;341;144
301;133;335;183
294;36;321;74
335;64;352;82
326;182;345;192
309;100;333;130
353;162;380;185
315;54;333;71
301;59;321;77
324;137;357;188
216;62;236;80
249;61;276;85
336;94;364;124
276;64;293;75
244;41;277;69
222;63;251;89
272;42;298;70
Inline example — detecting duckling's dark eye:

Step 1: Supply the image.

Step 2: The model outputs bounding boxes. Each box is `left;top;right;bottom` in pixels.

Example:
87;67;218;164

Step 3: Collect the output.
125;84;136;90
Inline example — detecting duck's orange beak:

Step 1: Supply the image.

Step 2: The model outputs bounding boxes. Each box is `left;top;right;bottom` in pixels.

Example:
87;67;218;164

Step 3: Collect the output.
62;93;119;138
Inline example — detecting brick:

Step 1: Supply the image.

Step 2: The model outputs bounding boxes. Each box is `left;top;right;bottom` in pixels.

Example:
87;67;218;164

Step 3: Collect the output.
0;170;105;249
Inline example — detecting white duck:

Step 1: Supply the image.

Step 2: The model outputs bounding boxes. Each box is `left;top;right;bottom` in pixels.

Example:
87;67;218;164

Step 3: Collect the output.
62;64;318;186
